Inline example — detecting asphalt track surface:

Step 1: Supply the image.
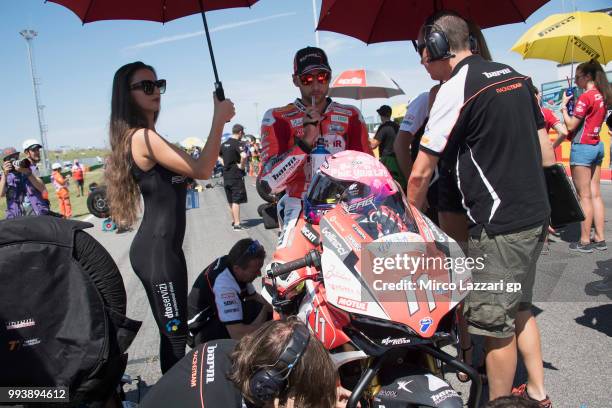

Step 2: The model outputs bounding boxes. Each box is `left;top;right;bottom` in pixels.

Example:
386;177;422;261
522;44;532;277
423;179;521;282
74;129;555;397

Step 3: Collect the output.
84;177;611;407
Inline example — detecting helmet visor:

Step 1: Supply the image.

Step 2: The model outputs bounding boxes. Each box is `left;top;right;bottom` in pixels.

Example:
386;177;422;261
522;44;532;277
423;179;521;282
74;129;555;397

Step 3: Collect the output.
306;173;357;206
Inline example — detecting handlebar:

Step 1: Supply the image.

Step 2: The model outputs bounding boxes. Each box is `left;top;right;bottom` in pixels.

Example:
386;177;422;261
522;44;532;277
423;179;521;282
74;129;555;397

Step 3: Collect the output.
269;250;321;278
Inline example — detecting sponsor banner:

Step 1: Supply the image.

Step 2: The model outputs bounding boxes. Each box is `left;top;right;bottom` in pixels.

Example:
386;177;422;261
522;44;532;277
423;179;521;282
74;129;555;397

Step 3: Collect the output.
331;115;349;124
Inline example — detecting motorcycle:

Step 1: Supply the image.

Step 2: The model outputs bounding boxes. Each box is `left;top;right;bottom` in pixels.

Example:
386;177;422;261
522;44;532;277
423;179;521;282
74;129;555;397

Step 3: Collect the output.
261;151;482;408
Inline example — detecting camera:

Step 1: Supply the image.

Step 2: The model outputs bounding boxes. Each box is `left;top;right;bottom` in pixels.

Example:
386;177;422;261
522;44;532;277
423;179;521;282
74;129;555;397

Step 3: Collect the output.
11;158;31;169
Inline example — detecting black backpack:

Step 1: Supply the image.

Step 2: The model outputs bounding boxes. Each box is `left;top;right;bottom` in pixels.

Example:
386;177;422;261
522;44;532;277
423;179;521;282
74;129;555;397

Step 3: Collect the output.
0;217;141;406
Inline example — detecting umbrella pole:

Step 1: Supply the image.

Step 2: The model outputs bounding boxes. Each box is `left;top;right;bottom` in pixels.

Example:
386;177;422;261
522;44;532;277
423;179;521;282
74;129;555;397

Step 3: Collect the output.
198;0;225;100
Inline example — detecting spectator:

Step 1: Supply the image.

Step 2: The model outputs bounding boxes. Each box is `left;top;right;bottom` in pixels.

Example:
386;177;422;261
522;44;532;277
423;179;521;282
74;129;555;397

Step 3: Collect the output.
187;238;270;344
560;59;611;253
249;139;261;176
105;61;235;373
529;86;568;147
1;147;27;219
21;139;51;216
140;319;342;408
51;162;72;218
530;84;568;245
408;11;554;405
371;104;403;186
220;124;248;231
243;136;252;176
71;159;85;197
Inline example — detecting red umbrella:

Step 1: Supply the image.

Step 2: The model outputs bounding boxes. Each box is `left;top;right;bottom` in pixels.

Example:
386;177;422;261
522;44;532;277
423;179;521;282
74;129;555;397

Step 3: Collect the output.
46;0;259;100
317;0;550;44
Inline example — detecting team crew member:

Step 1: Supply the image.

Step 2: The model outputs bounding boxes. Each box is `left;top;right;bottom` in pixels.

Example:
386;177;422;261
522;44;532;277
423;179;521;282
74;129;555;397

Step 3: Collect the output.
408;12;554;406
51;162;72;218
258;46;372;244
141;320;342;408
560;59;611;253
105;61;235;373
71;159;85;197
371;105;403;185
220;124;248;231
394;88;441;223
529;87;569;144
187;239;270;344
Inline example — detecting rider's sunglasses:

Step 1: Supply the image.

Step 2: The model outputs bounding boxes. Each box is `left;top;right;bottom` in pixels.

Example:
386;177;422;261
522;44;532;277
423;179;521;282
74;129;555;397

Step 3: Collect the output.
130;79;166;95
299;71;331;86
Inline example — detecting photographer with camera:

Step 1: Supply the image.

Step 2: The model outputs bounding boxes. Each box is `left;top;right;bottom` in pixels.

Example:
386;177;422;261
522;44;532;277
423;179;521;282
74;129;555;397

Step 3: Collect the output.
1;146;48;219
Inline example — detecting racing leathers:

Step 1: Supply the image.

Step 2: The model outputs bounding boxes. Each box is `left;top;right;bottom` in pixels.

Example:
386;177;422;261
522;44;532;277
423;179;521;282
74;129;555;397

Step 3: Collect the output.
259;97;372;246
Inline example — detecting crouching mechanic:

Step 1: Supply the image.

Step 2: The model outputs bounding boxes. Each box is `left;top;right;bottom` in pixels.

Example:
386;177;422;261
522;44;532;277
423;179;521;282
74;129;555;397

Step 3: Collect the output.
140;319;347;408
258;46;372;248
187;239;272;344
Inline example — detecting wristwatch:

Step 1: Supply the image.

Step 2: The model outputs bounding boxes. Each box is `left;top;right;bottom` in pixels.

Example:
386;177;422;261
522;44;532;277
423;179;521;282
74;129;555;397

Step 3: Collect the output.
295;136;313;154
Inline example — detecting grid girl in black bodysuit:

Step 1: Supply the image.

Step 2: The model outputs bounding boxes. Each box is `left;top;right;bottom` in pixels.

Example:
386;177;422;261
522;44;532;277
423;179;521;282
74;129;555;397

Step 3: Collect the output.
105;61;235;372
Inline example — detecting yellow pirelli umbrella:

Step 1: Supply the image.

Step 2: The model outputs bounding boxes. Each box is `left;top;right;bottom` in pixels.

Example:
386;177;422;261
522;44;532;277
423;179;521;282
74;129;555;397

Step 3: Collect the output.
511;11;612;64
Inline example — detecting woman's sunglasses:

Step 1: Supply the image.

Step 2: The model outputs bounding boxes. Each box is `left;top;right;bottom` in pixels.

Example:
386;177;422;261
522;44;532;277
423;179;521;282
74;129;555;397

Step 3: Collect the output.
299;71;331;86
130;79;166;95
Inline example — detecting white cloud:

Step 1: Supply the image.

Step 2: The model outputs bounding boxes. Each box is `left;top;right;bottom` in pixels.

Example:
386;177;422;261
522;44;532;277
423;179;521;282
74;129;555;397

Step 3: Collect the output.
320;34;356;56
123;12;297;51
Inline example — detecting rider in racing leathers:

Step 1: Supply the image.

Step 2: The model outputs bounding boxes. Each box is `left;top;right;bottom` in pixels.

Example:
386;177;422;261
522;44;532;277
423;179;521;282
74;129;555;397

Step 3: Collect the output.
258;46;372;247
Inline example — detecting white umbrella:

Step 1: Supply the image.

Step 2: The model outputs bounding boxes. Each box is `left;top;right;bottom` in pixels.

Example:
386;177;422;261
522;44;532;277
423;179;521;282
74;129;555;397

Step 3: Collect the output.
329;69;405;100
180;137;204;149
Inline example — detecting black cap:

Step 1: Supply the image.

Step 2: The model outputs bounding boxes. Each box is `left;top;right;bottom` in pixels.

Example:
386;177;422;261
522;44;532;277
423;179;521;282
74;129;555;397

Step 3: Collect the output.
294;47;331;75
377;105;392;117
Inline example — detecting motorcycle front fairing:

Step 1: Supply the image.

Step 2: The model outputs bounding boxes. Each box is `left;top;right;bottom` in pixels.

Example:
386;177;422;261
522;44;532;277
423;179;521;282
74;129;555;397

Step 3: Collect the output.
318;191;472;338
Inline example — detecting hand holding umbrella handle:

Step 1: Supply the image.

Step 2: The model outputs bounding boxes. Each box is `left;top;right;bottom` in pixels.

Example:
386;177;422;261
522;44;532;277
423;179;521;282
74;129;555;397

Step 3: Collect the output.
215;81;225;101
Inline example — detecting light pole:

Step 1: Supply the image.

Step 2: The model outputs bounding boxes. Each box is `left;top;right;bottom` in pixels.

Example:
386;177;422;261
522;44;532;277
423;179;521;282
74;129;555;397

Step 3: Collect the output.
20;29;50;175
312;0;320;47
254;102;260;133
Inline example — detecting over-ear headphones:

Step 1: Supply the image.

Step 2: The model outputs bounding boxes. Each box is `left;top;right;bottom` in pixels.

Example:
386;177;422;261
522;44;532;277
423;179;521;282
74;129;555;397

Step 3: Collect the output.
248;323;310;405
424;24;455;62
469;33;479;54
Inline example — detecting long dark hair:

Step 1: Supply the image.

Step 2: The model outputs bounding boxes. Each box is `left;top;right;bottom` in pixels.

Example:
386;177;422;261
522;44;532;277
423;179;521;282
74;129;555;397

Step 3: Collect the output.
105;61;159;227
577;59;612;106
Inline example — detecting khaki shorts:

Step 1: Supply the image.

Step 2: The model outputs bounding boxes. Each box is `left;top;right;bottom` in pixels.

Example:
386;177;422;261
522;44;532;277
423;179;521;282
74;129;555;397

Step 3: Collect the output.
463;223;547;338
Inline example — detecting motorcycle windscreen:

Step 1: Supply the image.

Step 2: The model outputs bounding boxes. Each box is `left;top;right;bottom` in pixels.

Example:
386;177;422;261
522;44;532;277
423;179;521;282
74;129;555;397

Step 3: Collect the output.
320;202;471;338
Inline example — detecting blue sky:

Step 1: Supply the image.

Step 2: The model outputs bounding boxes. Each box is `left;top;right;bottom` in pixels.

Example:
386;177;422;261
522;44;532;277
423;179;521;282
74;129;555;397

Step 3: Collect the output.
2;0;610;149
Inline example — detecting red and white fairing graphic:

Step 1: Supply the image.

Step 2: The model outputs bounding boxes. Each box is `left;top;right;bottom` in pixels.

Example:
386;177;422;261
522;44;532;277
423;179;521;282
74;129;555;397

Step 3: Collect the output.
320;204;471;338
